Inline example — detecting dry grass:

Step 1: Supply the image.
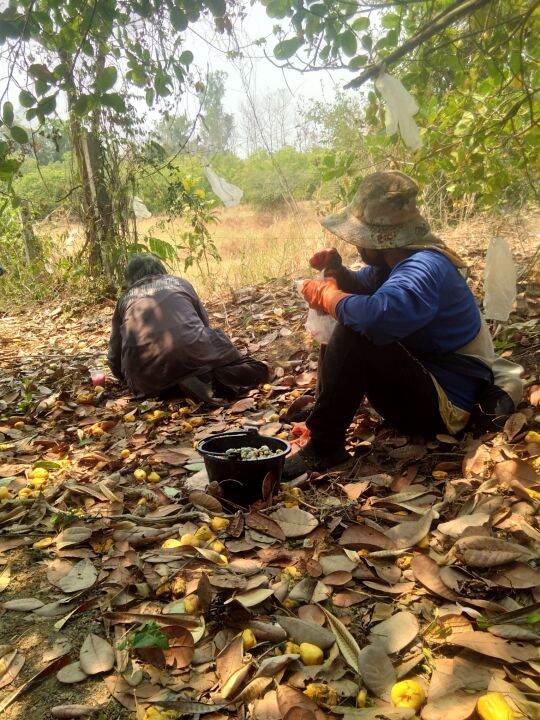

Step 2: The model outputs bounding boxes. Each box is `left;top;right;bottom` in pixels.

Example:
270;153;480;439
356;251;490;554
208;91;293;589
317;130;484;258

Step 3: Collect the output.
135;202;340;297
38;203;539;302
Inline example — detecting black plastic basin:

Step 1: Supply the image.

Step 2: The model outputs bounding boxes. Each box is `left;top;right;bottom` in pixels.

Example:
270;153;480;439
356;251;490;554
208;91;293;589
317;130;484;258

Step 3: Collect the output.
197;428;290;506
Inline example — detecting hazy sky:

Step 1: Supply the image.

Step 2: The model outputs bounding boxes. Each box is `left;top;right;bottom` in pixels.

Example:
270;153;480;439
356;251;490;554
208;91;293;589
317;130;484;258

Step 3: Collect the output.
180;4;358;151
1;3;361;152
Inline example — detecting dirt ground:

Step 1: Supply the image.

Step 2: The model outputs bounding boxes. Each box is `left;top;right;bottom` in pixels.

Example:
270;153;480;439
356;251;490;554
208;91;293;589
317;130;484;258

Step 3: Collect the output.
0;210;538;720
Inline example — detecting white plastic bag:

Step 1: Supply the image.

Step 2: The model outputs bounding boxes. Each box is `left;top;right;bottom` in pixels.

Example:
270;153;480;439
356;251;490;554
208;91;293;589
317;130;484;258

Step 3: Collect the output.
132;196;152;219
374;72;422;151
483;236;517;321
204;164;243;207
296;275;337;345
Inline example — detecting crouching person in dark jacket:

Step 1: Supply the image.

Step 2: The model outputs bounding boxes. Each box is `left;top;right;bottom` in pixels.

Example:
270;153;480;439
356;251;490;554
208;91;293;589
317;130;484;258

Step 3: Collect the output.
108;254;269;401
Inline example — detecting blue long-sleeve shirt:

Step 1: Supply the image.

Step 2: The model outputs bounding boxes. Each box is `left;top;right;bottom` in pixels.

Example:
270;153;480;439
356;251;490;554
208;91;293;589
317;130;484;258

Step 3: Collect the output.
335;250;486;411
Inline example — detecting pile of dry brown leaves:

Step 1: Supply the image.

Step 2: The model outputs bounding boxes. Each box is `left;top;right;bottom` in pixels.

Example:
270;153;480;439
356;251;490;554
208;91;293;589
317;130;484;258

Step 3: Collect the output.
0;275;538;720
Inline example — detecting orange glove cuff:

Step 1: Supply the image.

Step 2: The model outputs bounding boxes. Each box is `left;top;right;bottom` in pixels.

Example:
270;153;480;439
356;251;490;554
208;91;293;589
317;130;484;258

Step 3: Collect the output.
302;279;350;318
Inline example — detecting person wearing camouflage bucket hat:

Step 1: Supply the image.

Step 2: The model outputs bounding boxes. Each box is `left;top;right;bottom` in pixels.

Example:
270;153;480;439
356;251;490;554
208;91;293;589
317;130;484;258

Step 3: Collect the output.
283;171;523;480
321;170;466;266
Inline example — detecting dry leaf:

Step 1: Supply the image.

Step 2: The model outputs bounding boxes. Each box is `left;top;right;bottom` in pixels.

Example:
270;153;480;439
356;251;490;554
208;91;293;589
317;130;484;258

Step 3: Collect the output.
495;459;538;488
385;507;438;548
422;692;479;720
254;654;300;679
79;634;115;675
339;523;395;550
340;481;370;500
411;554;458;601
3;598;44;611
252;690;282;720
357;644;396;700
57;662;88;684
462;442;491;477
438;513;490;538
319;605;361;673
333;709;415;720
216;635;244;685
233;588;274;608
490;563;540;589
221;663;252;699
56;559;98;593
246;511;286;541
444;630;537;662
55;526;92;549
503;412;527;441
276;616;335;650
188;491;223;513
0;565;11;592
230;397;256;413
276;684;318;718
269;507;318;538
368;610;419;654
298;605;326;625
0;649;24;688
162;625;194;669
232;676;273;704
51;705;101;718
454;535;533;566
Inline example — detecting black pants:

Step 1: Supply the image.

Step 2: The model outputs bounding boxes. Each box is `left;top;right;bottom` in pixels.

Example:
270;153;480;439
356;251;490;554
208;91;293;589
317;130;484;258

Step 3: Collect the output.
307;324;448;450
202;357;269;399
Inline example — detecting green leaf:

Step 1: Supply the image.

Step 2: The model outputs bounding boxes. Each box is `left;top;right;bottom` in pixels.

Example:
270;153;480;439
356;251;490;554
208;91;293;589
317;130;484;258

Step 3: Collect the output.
28;63;53;82
309;3;327;16
154;69;172;97
10;125;29;143
274;36;303;60
351;16;370;31
119;622;169;651
339;30;357;57
100;92;126;112
95;66;118;92
71;94;91;116
34;460;62;471
0;158;22;182
266;0;288;19
18;90;36;108
205;0;226;16
381;12;400;30
145;87;154;107
37;94;57;115
348;54;368;70
2;101;14;127
170;6;188;30
179;50;193;65
509;50;521;76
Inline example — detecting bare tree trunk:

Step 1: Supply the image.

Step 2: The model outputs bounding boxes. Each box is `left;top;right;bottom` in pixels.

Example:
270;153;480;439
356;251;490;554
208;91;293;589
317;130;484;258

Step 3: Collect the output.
64;51;116;278
19;201;42;267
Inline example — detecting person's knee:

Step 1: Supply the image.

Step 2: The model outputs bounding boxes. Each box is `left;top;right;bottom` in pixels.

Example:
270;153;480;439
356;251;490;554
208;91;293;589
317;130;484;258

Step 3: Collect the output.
328;323;371;352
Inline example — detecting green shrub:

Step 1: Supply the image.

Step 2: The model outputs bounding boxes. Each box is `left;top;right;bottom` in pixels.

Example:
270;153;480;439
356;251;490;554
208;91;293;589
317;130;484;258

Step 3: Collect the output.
13;155;76;218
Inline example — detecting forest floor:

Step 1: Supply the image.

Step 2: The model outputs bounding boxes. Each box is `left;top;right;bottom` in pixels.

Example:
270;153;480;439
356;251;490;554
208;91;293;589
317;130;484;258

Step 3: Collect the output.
0;214;539;720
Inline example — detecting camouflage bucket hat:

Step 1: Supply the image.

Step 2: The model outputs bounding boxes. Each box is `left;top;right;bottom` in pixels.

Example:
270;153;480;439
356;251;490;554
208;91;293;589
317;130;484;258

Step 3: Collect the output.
321;170;431;249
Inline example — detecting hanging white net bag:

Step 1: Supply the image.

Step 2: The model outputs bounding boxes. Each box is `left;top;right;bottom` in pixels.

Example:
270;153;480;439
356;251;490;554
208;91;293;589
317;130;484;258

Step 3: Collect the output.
375;72;422;151
132;196;152;219
204;165;243;208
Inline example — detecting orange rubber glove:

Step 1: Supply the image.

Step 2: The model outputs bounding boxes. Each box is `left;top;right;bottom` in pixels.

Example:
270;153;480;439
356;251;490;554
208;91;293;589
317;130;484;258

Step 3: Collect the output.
301;278;350;318
309;248;342;273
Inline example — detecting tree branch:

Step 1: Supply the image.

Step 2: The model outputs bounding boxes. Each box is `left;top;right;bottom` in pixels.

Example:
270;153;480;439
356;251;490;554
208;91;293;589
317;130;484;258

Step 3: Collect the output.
345;0;493;89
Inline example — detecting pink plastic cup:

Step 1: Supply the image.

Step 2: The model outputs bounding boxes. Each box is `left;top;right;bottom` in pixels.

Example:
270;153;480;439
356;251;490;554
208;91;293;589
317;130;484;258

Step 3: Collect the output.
89;368;107;387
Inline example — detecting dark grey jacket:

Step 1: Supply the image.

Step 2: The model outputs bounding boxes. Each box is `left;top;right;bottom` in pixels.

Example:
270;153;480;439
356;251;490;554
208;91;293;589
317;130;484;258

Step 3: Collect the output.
108;275;242;397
